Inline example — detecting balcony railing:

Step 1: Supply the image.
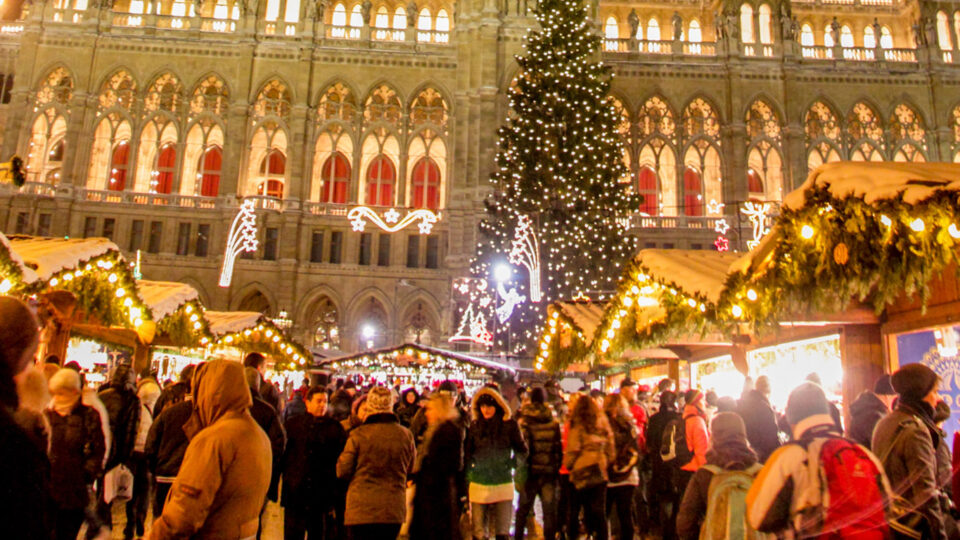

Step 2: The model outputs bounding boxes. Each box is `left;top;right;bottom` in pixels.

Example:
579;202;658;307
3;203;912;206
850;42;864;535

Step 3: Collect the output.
627;214;725;230
81;188;219;209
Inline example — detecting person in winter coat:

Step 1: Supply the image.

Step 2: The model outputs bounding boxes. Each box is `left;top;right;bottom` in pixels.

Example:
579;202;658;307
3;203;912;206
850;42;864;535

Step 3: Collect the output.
46;368;106;540
282;385;347;540
0;296;55;540
847;374;897;448
144;391;194;517
329;388;354;423
805;372;842;430
147;360;272;540
747;382;893;537
736;375;780;462
244;352;283;411
410;390;466;540
677;412;760;540
152;364;194;418
934;399;956;524
648;390;682;540
515;387;562;540
396;387;421;427
125;379;161;539
604;392;640;540
98;363;141;472
336;386;416;540
465;385;527;540
244;367;286;540
282;390;306;423
680;390;710;485
873;364;952;540
563;391;615;540
14;364;52;452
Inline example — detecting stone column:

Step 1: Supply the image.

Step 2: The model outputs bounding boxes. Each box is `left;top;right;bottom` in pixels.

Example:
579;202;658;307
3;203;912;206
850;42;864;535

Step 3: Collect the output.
220;102;249;197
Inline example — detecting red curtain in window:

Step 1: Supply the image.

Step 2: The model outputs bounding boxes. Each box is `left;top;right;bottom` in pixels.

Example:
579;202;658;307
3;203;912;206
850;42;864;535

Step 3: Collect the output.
200;146;222;197
109;141;130;192
366;155;395;206
258;150;286;198
638;167;658;216
321;152;350;204
411;158;441;210
747;169;764;196
266;150;285;175
155;144;176;194
265;179;284;198
683;167;703;217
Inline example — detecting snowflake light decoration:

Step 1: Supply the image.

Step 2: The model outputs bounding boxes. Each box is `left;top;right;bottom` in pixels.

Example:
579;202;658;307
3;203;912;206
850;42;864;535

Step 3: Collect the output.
707;199;725;215
348;207;440;235
714;218;730;235
714;236;729;252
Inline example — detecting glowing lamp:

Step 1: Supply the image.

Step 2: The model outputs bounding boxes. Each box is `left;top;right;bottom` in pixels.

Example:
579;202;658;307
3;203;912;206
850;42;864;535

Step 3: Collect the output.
746;289;758;302
910;218;925;232
800;225;814;240
731;304;743;318
880;215;893;227
0;279;11;293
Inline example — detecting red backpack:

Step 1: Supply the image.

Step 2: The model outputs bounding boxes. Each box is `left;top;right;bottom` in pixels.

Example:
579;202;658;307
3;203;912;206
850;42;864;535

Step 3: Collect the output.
805;437;890;539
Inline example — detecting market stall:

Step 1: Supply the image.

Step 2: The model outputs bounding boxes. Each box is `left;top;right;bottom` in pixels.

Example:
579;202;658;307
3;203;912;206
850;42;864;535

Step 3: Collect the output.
321;343;516;393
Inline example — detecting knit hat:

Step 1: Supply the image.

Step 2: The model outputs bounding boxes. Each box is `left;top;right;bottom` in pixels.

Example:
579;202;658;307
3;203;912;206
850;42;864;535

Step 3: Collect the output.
685;389;703;408
785;382;830;426
365;386;394;415
873;374;895;396
891;364;939;402
711;412;749;447
48;368;81;393
620;378;637;389
438;380;459;394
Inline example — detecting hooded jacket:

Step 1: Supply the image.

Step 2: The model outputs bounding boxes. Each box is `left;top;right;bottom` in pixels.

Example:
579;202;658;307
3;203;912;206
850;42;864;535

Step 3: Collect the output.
147;361;272;540
464;387;527;503
517;402;562;476
847;390;889;449
396;388;420;427
681;403;710;472
98;364;141;469
144;399;192;481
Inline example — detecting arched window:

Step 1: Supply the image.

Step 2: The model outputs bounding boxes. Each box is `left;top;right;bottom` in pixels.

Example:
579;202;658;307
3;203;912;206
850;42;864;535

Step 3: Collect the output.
688;20;702;42
864;26;876;48
800;23;814;46
393;7;406;29
638;166;658;215
265;0;280;20
320;151;351;204
153;143;177;194
109;142;130;191
740;4;754;44
332;2;347;35
683;167;703;216
417;7;431;30
366;155;395;206
824;24;834;47
349;4;362;38
605;16;619;40
258;149;285;198
284;0;300;22
647;18;660;51
880;26;893;48
840;25;854;48
411;157;441;210
938;11;953;50
374;6;389;39
199;146;221;197
758;4;772;44
436;8;449;32
747;168;764;196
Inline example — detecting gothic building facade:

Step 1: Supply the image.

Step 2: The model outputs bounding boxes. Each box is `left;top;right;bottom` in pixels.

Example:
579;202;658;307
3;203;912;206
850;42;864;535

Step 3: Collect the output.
0;0;957;353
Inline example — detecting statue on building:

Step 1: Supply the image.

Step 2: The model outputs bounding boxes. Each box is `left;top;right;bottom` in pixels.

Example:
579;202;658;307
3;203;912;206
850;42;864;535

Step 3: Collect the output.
725;10;739;42
830;17;840;46
714;11;724;40
406;1;417;27
925;16;937;49
672;11;683;40
913;21;924;47
361;0;371;25
627;9;639;40
872;18;882;46
306;0;320;20
781;11;794;40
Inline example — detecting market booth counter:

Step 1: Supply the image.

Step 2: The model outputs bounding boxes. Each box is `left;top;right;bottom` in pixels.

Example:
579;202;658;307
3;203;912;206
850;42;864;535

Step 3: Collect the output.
320;343;517;393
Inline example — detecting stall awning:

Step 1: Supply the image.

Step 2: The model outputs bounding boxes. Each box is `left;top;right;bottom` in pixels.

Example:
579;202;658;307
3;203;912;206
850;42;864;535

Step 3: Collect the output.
204;311;264;336
8;235;118;283
321;343;517;375
205;310;310;368
137;280;199;321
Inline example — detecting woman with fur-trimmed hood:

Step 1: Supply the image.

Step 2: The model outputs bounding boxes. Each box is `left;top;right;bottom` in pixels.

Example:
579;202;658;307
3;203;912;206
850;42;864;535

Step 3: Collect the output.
464;386;527;540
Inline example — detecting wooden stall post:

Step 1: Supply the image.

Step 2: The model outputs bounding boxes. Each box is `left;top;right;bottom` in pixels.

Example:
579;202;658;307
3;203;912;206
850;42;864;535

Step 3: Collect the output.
668;358;680;385
133;343;151;377
840;323;884;429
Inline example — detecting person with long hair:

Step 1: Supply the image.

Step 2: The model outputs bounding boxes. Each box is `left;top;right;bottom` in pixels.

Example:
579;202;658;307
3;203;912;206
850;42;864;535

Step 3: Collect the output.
604;393;639;540
563;391;615;540
410;389;465;540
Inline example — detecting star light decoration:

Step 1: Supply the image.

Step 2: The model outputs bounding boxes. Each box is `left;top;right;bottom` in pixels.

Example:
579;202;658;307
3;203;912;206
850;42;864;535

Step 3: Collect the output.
449;278;494;346
348;207;439;235
219;199;258;288
741;201;772;250
509;215;542;303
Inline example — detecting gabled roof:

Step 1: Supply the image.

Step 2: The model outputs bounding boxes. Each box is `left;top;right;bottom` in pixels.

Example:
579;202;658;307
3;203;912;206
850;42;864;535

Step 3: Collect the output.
136;280;199;321
204;311;264;335
7;235;118;282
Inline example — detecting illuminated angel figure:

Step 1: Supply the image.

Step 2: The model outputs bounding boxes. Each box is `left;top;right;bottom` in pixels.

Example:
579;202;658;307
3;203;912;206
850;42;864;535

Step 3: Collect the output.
740;201;771;250
509;215;542;302
219;199;258;287
496;282;526;324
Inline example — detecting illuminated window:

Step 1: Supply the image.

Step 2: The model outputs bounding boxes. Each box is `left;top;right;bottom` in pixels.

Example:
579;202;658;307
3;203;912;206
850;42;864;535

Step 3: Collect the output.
864;26;876;48
366;155;395;206
265;0;279;21
758;4;772;44
740;4;754;44
683;167;703;217
939;11;953;50
840;25;854;48
824;25;834;48
258;149;285;198
154;143;176;194
647;18;660;41
393;7;406;29
350;4;363;28
800;23;814;46
436;9;449;32
411;157;441;210
417;7;431;30
638;166;658;216
109;142;130;191
747;168;764;195
688;20;702;43
605;16;619;40
199;146;221;197
332;3;346;26
880;26;893;48
320;151;351;204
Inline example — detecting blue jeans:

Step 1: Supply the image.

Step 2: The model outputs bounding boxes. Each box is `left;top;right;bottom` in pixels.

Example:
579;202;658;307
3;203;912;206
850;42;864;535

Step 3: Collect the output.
514;474;558;540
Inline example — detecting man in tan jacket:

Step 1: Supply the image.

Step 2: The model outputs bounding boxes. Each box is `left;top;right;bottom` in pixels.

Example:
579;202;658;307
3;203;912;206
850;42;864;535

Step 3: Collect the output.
148;360;272;540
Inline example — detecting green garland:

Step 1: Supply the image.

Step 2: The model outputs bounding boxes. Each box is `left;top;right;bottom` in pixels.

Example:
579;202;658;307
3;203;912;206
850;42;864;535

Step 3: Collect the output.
0;238;24;290
717;188;960;333
539;306;594;373
156;301;212;347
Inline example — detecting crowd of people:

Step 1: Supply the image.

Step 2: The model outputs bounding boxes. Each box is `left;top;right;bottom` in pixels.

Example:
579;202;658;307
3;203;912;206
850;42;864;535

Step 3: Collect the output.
2;293;960;539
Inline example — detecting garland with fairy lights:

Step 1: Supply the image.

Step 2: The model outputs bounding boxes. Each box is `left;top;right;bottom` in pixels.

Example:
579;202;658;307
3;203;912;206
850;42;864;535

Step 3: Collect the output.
717;188;960;332
156;300;213;347
470;0;639;354
534;307;592;373
215;321;310;370
326;346;493;381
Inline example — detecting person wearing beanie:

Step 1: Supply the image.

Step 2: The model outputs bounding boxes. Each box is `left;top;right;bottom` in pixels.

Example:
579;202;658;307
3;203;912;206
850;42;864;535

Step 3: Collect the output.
337;386;416;540
46;368;106;540
677;412;761;540
874;364;952;540
805;372;843;430
846;373;897;448
737;375;781;462
746;382;893;537
647;389;682;540
465;385;527;540
681;389;710;476
514;387;562;540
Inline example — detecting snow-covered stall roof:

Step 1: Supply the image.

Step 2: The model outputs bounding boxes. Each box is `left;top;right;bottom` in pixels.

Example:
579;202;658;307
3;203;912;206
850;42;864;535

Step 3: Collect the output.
321;343;517;374
7;235;118;282
136;280;199;321
0;232;37;283
554;301;606;345
204;311;264;335
634;249;742;304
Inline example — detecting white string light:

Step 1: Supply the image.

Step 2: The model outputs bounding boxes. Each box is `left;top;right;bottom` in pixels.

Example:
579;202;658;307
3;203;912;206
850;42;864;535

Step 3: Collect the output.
218;199;258;287
348;206;440;235
741;201;772;250
508;215;542;302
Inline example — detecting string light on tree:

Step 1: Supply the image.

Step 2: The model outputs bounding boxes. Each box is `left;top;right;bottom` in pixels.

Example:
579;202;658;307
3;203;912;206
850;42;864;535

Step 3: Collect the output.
508;215;543;303
219;199;258;288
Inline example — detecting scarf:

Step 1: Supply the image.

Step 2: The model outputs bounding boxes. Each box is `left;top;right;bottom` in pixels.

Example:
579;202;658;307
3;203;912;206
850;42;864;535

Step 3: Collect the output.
898;398;941;448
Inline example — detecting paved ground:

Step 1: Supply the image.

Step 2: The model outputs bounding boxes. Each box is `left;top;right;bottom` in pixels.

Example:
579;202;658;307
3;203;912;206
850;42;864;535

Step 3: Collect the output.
99;499;285;540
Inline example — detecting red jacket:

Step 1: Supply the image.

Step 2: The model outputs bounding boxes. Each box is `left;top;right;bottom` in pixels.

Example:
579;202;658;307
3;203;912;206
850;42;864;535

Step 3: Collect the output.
628;402;648;453
681;404;709;472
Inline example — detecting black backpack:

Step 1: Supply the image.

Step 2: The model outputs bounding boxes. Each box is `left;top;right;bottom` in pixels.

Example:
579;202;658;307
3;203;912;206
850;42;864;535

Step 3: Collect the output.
660;417;693;466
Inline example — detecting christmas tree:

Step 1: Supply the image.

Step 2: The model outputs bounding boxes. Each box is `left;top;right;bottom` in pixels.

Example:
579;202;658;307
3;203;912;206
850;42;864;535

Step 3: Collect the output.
472;0;638;353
